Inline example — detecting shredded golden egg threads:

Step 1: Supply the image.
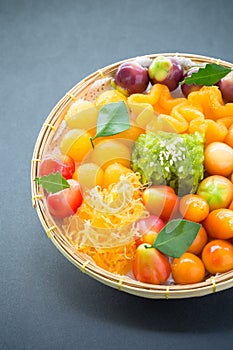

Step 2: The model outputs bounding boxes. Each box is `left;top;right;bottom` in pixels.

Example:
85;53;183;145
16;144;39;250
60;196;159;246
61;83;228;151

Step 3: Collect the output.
62;173;148;274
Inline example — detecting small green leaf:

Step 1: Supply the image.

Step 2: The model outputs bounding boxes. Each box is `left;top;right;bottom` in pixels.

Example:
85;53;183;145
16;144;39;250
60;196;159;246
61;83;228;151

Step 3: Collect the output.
152;219;201;258
34;172;70;193
92;101;130;140
181;63;231;86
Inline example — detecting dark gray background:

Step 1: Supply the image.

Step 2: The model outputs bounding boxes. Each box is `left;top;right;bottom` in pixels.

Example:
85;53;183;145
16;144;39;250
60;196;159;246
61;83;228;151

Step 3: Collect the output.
1;0;233;349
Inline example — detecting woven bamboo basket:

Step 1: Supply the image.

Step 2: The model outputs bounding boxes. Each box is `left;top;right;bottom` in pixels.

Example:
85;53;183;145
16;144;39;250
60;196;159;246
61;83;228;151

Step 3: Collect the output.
31;53;233;299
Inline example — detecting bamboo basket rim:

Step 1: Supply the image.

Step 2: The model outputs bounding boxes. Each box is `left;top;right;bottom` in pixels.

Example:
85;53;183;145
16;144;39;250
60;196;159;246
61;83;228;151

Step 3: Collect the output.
31;52;233;299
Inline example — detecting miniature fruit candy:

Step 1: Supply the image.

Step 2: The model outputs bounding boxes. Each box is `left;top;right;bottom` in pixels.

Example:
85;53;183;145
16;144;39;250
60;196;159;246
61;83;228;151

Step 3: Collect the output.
179;194;209;222
202;239;233;274
181;67;202;97
135;215;165;247
187;226;208;256
39;154;75;179
197;175;233;211
102;162;133;188
142;186;179;221
90;139;131;170
114;61;149;95
217;71;233;102
148;56;183;91
136;215;165;234
60;129;92;162
171;252;205;284
73;162;104;190
65;100;98;132
203;208;233;239
133;243;171;284
204;141;233;177
47;179;83;218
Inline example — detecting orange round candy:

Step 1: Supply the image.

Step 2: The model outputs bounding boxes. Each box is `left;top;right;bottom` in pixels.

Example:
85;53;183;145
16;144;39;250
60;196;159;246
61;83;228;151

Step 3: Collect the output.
202;239;233;274
171;252;205;284
203;208;233;239
179;194;209;222
187;226;208;256
204;142;233;177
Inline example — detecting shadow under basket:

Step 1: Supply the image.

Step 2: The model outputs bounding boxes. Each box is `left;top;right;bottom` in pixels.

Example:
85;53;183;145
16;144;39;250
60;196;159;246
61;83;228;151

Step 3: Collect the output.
31;53;233;299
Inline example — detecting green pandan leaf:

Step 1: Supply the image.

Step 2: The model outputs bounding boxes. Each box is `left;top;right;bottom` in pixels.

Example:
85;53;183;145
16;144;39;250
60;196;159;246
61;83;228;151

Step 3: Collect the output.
34;172;70;193
181;63;231;86
152;219;201;258
90;101;130;147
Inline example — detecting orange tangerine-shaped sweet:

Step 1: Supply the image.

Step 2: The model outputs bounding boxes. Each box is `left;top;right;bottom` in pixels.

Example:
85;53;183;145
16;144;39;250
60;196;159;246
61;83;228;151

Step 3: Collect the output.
224;124;233;148
216;116;233;128
128;102;156;128
214;102;233;119
155;84;186;114
188;117;206;136
188;86;223;119
188;86;233;120
128;84;186;115
189;118;228;144
147;113;188;134
204;119;228;144
128;83;164;105
171;101;205;123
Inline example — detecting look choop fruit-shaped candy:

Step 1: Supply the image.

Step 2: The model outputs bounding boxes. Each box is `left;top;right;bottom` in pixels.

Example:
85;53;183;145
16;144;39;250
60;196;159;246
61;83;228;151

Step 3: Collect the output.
47;179;83;218
181;67;203;97
113;61;149;95
72;162;104;190
65;100;98;133
133;243;171;284
197;175;233;211
39;154;75;179
60;129;93;162
171;252;205;284
202;240;233;274
148;56;184;91
217;71;233;103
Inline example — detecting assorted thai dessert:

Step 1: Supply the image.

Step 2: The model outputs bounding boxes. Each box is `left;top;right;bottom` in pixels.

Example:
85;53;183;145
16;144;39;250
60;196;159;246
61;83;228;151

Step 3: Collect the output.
35;55;233;286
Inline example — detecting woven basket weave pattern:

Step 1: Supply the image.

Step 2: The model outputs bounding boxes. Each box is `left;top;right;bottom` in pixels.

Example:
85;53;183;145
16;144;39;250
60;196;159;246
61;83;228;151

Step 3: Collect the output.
31;53;233;299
